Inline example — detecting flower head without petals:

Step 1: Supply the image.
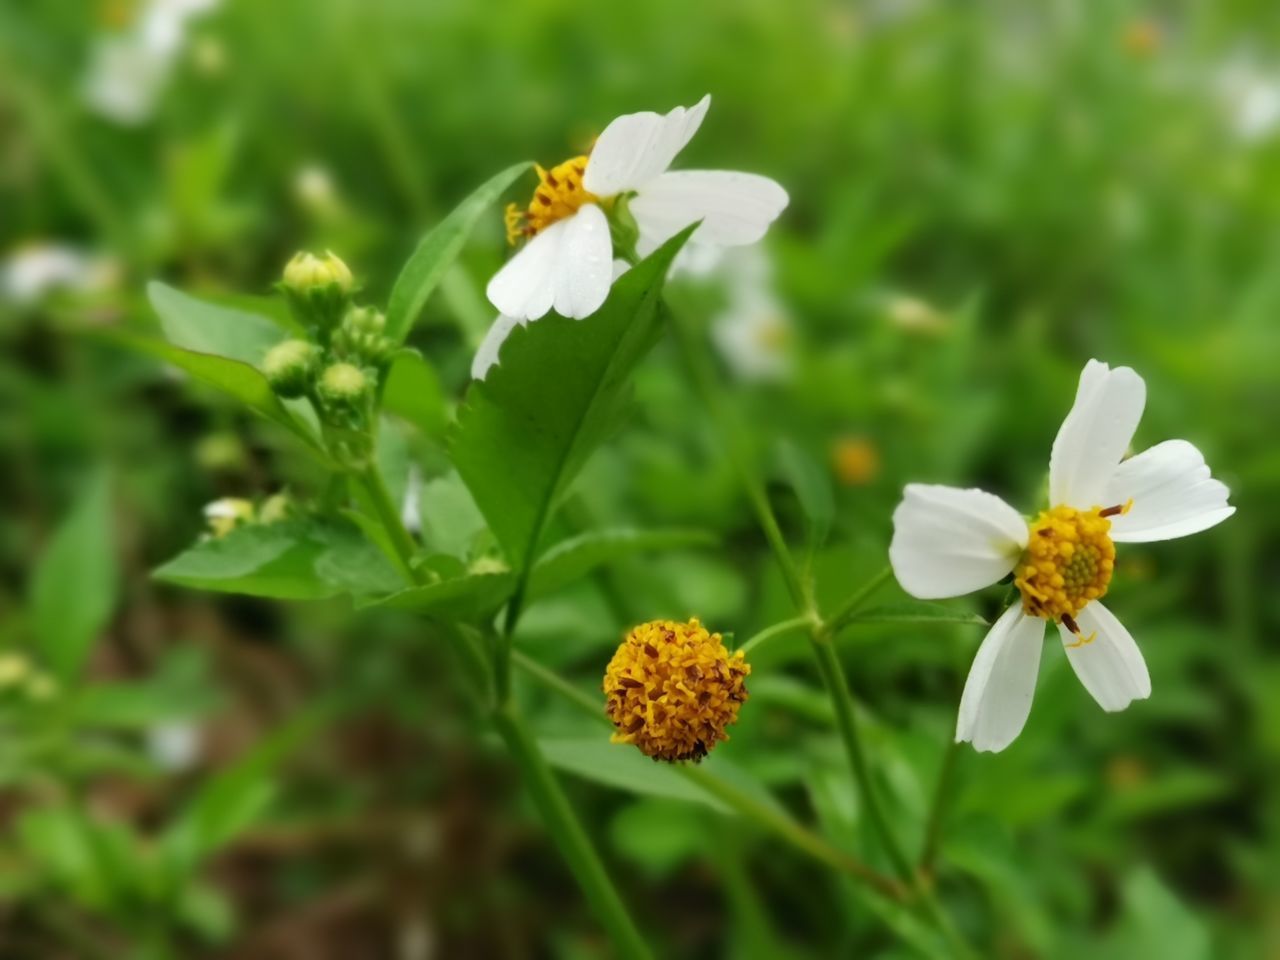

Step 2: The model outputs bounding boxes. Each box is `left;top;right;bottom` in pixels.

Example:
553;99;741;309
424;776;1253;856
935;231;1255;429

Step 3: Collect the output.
603;618;750;762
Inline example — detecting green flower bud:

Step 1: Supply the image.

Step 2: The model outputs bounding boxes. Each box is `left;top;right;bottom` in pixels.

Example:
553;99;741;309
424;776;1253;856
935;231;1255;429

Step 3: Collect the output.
345;305;386;336
283;250;353;294
262;339;320;398
317;362;369;405
259;492;291;524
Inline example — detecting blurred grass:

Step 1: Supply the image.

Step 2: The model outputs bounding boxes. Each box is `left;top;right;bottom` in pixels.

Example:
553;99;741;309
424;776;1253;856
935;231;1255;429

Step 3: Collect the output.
1;0;1278;956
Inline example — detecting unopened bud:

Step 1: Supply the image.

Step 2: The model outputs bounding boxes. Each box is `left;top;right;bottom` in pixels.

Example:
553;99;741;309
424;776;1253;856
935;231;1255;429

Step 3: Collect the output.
259;492;291;524
317;362;369;405
283;250;353;294
263;339;320;398
346;305;385;336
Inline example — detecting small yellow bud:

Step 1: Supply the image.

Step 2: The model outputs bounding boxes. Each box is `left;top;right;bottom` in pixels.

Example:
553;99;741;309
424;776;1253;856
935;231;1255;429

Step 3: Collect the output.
832;435;880;487
345;305;385;336
317;362;368;404
262;339;320;398
283;250;353;293
259;492;291;524
0;653;32;688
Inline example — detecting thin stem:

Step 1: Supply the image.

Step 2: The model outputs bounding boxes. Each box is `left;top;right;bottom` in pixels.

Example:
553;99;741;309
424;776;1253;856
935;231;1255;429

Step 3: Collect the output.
509;649;906;902
819;565;895;639
809;640;912;880
354;463;419;577
919;736;961;876
491;705;652;960
353;462;648;956
737;616;814;656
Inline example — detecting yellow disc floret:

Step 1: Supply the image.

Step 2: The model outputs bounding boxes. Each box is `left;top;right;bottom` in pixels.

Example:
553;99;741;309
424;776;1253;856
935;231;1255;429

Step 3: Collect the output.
603;618;751;763
1015;503;1131;639
505;155;599;244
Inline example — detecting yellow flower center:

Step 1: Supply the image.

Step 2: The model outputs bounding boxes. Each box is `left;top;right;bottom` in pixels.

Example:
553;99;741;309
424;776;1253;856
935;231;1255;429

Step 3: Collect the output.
603;618;751;763
505;156;599;245
1015;501;1131;645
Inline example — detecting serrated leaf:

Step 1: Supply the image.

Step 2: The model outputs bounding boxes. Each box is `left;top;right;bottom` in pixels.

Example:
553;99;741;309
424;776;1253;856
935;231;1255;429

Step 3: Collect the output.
385;162;532;344
148;281;287;366
527;527;717;601
107;330;324;455
450;226;695;582
29;468;117;681
369;572;515;620
153;519;400;600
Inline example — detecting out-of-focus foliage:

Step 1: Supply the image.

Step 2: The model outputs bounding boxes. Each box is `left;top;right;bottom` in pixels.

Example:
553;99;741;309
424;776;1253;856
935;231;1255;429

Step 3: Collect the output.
1;0;1277;956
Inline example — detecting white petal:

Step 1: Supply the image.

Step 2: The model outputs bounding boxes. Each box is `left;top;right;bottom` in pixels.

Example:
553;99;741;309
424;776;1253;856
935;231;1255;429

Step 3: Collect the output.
1057;601;1151;712
551;203;613;319
1049;360;1147;508
631;171;789;256
1105;440;1235;542
889;484;1029;599
582;95;711;196
485;216;570;321
471;313;524;380
956;605;1045;753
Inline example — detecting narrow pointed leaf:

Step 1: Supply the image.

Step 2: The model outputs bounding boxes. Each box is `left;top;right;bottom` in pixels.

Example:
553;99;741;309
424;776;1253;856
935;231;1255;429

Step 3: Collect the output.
385;162;532;344
528;527;717;600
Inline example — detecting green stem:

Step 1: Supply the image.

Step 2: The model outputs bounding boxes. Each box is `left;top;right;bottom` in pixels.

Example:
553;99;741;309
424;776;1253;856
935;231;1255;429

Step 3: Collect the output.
737;615;814;656
819;565;895;639
809;639;912;880
509;650;905;901
919;736;961;876
354;461;648;957
355;463;420;579
491;704;652;960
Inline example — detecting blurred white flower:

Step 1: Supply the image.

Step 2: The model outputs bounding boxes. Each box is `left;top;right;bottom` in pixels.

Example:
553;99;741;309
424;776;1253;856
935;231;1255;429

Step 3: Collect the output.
487;95;788;322
1;244;119;304
890;360;1234;753
203;497;254;538
147;721;201;772
83;0;221;125
401;465;422;534
294;164;340;217
1215;57;1280;143
709;247;791;381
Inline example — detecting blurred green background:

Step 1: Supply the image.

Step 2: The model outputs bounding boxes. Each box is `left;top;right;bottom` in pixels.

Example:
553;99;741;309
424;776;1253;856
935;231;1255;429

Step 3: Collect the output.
2;0;1278;956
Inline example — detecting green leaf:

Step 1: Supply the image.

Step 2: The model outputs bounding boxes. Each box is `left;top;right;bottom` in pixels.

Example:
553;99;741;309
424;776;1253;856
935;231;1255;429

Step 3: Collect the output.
148;281;287;366
450;226;695;579
418;471;487;558
540;737;731;811
382;349;448;437
153;519;401;600
370;572;515;620
527;527;717;601
1110;867;1212;960
163;707;327;876
29;468;117;681
841;600;989;630
385;162;532;344
107;330;324;455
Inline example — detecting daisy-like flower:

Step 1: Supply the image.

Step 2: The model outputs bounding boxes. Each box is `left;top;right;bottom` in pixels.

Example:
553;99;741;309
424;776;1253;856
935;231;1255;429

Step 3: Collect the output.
485;95;789;324
889;360;1234;752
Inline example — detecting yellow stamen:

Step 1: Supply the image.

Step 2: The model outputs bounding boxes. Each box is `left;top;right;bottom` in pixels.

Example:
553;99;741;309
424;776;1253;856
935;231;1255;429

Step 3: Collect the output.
505;155;598;245
1015;504;1122;623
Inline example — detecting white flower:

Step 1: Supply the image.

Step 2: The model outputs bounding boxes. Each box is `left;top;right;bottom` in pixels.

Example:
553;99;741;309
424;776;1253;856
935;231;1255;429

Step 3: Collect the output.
83;0;220;125
1;244;119;303
147;721;201;771
485;95;788;323
889;360;1235;753
709;247;791;381
1215;57;1280;143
